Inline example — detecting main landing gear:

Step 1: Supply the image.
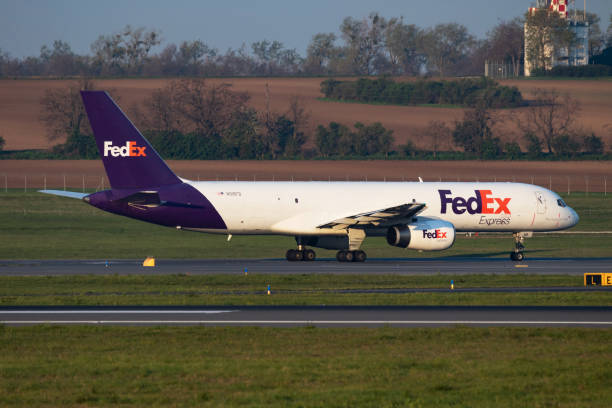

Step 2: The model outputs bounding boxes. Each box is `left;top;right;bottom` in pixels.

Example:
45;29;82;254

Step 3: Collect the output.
336;250;367;262
510;232;525;262
286;247;316;262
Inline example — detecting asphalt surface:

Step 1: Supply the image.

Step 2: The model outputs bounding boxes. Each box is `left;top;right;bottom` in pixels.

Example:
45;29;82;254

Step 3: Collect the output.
1;257;611;276
1;305;610;327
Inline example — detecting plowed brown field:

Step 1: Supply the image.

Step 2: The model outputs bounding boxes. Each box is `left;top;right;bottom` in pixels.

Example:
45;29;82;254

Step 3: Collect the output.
1;78;611;193
1;77;611;150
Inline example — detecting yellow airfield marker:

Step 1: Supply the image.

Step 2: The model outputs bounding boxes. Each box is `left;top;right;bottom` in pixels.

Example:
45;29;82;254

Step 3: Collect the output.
584;273;612;286
143;257;155;267
514;264;529;268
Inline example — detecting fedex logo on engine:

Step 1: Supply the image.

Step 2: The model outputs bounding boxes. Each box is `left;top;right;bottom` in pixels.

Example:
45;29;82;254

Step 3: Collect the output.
422;229;447;239
103;141;146;157
439;189;511;215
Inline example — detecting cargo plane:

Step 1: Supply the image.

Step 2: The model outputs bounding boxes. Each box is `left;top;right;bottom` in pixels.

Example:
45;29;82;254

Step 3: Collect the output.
41;91;579;262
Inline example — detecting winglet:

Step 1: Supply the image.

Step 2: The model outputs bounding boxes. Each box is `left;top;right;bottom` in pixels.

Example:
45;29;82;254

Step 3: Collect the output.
80;91;181;190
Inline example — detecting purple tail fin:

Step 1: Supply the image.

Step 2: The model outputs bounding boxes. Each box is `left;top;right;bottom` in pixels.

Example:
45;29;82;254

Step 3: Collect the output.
81;91;181;190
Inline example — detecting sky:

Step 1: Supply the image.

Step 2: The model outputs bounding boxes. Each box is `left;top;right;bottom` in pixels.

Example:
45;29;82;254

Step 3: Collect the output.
2;0;611;58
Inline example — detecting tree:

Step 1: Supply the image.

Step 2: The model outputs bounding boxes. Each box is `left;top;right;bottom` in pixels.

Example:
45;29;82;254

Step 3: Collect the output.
174;79;250;136
283;96;310;157
315;122;352;157
340;12;390;75
39;40;80;76
135;80;185;133
452;104;498;158
384;19;424;75
135;78;251;152
353;122;394;157
304;33;339;74
551;134;580;158
524;132;543;159
224;108;262;159
583;133;604;154
251;40;301;75
422;23;475;77
90;25;160;75
524;9;576;73
423;120;451;159
39;78;97;141
504;141;522;159
607;14;612;47
485;18;524;77
0;134;5;151
177;40;216;75
518;88;580;154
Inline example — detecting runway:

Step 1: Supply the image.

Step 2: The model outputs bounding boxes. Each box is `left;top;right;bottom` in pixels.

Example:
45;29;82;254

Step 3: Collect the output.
2;257;611;276
1;306;611;327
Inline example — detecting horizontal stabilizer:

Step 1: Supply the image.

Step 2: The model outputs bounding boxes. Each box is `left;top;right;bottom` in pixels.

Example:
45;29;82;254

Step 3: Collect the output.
39;190;88;200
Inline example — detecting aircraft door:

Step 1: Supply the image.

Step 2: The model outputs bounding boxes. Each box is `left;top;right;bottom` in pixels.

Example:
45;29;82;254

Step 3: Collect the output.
535;191;547;214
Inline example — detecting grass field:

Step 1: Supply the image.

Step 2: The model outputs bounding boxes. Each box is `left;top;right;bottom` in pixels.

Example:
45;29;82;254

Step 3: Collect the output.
2;192;611;407
1;325;611;407
0;191;610;259
2;274;610;306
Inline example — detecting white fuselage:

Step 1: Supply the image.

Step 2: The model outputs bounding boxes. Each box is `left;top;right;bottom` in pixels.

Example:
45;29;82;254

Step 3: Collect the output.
187;181;578;236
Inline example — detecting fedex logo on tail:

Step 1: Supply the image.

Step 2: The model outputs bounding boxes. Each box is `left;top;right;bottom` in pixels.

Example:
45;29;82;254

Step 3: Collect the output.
422;229;447;239
103;141;147;157
439;189;511;215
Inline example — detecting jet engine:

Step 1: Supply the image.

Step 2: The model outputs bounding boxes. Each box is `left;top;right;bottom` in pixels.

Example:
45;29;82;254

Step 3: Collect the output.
386;218;455;251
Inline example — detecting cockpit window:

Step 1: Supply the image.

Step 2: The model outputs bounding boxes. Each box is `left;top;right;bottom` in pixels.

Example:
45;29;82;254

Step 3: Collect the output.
557;199;567;208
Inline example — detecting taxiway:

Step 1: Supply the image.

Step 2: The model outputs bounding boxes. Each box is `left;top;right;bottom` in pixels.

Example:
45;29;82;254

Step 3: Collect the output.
1;257;610;276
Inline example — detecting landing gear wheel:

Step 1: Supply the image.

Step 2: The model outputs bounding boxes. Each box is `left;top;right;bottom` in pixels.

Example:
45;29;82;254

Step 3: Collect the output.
510;233;527;262
353;250;367;262
336;250;347;262
286;249;297;261
287;248;315;262
344;251;354;262
286;249;304;261
293;250;304;261
304;249;316;261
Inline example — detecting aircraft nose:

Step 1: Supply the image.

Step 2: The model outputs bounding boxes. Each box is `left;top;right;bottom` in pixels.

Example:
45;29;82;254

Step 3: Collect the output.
568;207;579;227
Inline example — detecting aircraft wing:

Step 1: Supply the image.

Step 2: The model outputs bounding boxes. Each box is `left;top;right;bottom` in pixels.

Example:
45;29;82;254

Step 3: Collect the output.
317;202;426;230
39;190;88;200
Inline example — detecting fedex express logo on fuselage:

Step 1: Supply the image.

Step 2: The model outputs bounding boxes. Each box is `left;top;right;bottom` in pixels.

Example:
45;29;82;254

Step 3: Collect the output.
103;141;146;157
439;189;511;215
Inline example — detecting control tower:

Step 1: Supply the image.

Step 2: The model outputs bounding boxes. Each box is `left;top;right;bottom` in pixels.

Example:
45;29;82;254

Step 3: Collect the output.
524;0;589;76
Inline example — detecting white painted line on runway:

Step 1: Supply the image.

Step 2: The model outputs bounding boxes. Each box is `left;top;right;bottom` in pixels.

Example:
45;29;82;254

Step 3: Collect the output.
2;310;235;314
2;320;611;325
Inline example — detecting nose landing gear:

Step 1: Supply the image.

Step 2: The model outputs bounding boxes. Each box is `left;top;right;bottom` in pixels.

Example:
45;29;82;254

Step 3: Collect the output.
510;232;527;261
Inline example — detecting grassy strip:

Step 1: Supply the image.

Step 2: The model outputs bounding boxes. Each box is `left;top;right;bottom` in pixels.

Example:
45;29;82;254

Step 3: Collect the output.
1;192;611;259
1;325;611;407
1;274;610;306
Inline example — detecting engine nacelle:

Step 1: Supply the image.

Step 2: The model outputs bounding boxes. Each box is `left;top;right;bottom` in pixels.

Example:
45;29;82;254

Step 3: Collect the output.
386;218;455;251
